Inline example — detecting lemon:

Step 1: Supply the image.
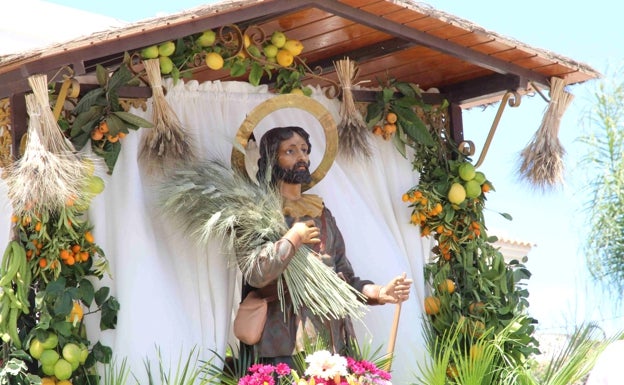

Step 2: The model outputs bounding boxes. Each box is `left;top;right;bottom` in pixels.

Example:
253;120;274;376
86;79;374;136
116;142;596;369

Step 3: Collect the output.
464;180;482;198
270;31;286;48
205;52;224;70
474;171;486;185
458;162;476;181
158;41;176;57
290;88;304;95
140;45;159;59
42;364;55;376
54;359;73;381
263;44;278;58
29;339;44;359
40;349;60;366
41;333;58;349
159;56;174;75
243;34;251;48
447;182;466;205
197;30;216;47
276;49;294;67
283;39;304;56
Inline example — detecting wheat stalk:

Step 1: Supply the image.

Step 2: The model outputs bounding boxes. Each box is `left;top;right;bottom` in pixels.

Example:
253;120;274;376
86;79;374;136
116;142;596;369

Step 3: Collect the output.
139;58;197;176
159;159;367;321
334;58;372;160
6;75;93;215
519;77;574;191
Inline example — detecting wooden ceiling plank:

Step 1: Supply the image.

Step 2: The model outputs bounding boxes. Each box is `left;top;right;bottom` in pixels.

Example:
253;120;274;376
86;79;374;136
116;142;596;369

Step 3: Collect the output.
312;0;550;87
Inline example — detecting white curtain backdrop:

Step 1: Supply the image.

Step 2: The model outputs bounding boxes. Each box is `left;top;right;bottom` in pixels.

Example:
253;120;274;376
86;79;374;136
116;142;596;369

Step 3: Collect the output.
0;79;428;384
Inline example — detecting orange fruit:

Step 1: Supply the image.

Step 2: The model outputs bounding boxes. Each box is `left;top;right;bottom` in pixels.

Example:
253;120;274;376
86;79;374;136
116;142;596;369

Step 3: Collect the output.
107;134;119;143
90;129;104;141
98;121;109;134
383;123;397;134
438;279;455;294
71;244;81;254
84;231;94;244
469;301;485;315
386;112;398;124
39;259;47;268
67;301;84;323
424;296;441;315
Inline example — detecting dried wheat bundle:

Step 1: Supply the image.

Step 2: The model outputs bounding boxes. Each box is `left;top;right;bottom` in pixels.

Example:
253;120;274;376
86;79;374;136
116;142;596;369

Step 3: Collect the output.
6;95;85;215
159;159;367;321
519;77;574;191
334;58;372;160
139;59;197;176
27;74;77;154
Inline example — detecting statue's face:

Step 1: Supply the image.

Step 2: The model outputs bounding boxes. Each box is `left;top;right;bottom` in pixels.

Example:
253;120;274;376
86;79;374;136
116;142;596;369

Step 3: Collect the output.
275;133;312;184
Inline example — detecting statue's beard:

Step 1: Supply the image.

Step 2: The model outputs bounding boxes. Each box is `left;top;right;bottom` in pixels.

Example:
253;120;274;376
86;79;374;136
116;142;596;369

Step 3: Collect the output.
274;161;312;184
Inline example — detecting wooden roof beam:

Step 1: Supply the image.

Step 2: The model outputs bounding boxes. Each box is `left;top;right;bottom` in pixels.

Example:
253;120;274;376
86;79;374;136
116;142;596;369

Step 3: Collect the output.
440;73;527;106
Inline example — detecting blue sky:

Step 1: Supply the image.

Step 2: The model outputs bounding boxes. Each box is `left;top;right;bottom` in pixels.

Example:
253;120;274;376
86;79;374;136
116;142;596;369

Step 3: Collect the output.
47;0;624;335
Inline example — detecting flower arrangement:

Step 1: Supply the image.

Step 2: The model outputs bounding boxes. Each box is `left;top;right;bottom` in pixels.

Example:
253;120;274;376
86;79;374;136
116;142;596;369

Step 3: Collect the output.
237;351;391;385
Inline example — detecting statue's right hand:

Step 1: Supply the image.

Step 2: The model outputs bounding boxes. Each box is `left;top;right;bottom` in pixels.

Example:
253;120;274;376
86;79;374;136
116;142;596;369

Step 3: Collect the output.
291;220;320;244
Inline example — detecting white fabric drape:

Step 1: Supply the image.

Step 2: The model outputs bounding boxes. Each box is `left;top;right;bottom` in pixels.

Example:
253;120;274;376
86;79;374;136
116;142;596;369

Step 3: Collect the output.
0;79;427;384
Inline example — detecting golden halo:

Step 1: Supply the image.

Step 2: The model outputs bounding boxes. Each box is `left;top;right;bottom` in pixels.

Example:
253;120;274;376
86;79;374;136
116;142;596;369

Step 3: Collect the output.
231;94;337;191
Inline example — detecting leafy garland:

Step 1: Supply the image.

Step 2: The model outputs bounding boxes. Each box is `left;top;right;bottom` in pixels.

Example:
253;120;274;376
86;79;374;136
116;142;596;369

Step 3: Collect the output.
365;78;540;380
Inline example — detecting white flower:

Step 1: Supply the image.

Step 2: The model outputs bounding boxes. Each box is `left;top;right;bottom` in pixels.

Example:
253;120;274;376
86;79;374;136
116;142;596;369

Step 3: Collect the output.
304;350;348;380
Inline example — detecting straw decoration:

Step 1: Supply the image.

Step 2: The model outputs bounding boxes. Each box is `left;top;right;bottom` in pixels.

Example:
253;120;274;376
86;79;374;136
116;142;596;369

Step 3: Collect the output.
159;159;367;321
6;94;86;215
138;58;197;176
518;77;574;190
333;58;372;160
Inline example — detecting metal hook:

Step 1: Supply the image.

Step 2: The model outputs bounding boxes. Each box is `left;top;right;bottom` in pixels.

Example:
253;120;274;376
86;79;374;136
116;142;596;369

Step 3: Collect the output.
473;90;521;168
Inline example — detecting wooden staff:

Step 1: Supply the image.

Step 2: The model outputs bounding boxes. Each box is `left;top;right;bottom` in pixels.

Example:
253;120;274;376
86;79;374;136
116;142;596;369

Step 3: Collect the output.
385;302;402;371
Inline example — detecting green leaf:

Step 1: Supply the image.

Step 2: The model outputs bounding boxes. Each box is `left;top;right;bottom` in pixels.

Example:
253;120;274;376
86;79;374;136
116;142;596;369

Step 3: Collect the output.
52;320;73;337
382;88;394;104
100;297;120;331
394;82;416;98
499;212;513;221
248;62;263;86
94;286;110;307
104;114;126;136
92;140;121;174
53;291;72;316
71;106;102;136
92;341;113;364
391;129;407;158
78;279;95;307
230;61;247;77
73;88;105;115
112;111;153;128
365;102;383;126
70;130;91;151
96;64;108;87
107;64;133;92
45;277;66;296
401;116;435;146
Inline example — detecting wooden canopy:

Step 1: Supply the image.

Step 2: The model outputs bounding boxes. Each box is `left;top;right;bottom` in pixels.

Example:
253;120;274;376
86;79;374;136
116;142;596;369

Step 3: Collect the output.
0;0;601;158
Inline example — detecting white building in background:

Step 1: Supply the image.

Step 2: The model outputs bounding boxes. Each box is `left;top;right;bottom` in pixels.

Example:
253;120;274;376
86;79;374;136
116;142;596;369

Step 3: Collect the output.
493;235;534;263
1;0;124;56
